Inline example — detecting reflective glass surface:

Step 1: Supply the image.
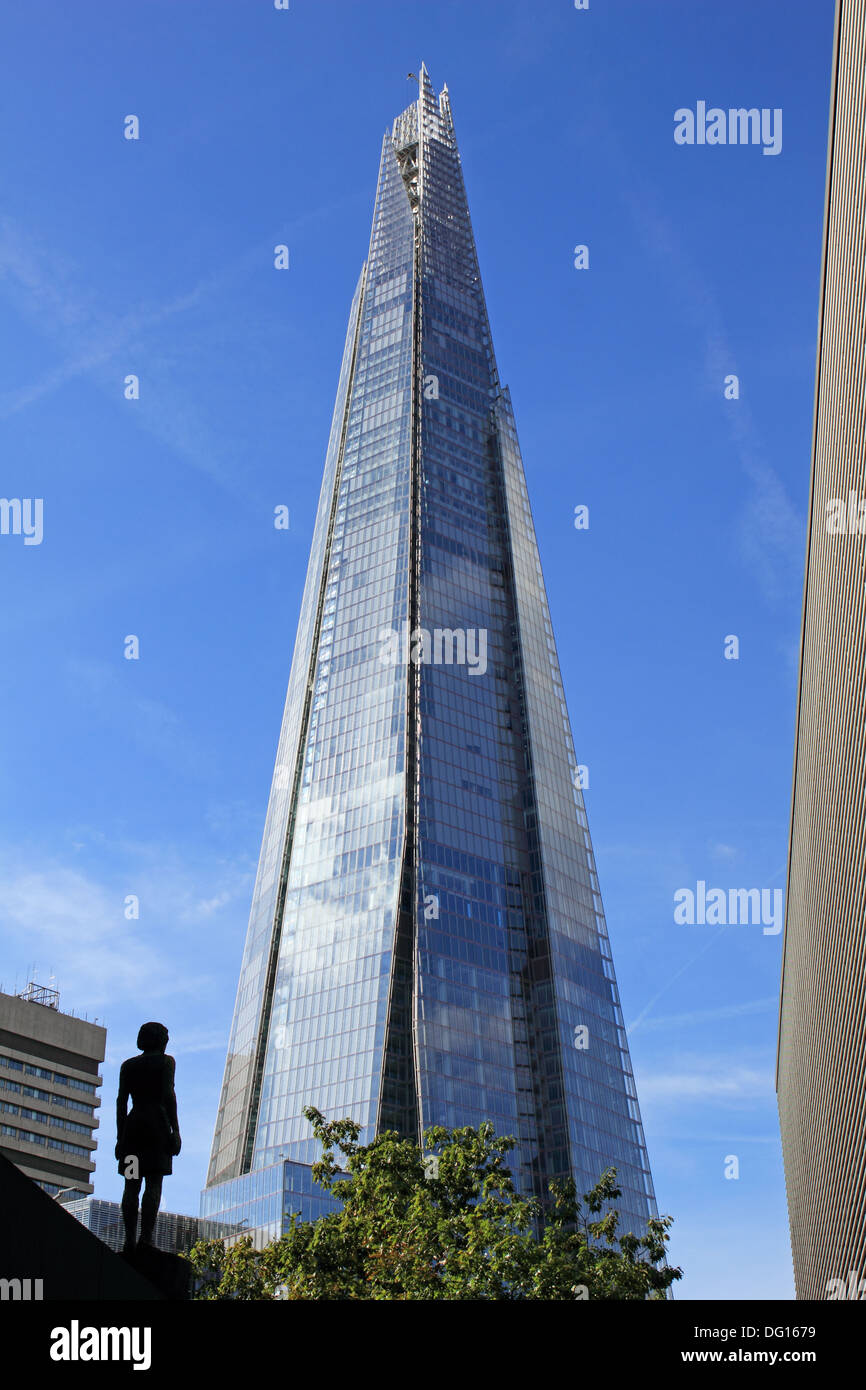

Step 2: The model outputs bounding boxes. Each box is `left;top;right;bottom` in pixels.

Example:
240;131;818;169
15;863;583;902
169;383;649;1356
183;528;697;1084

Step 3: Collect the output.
206;68;655;1241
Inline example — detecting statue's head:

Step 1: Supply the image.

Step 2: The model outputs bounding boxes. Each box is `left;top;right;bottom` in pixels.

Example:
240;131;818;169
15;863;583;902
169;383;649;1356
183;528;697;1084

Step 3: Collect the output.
137;1021;169;1053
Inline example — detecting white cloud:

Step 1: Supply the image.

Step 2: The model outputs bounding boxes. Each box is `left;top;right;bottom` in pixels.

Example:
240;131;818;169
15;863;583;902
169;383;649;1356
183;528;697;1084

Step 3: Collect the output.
0;840;251;1015
632;996;777;1034
0;861;192;1010
638;1066;770;1102
614;166;804;605
635;1051;775;1110
710;842;738;860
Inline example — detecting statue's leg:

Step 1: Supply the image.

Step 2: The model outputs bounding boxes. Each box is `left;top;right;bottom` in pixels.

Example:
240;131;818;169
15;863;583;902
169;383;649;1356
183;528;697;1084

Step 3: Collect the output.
121;1177;142;1252
140;1175;163;1246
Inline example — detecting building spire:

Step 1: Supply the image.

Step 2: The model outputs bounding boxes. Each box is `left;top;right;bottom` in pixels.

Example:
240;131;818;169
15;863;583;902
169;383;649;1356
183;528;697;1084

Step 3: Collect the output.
418;61;435;105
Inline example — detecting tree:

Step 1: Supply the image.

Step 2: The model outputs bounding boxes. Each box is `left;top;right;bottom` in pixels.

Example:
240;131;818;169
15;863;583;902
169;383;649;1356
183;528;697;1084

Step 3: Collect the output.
186;1107;682;1300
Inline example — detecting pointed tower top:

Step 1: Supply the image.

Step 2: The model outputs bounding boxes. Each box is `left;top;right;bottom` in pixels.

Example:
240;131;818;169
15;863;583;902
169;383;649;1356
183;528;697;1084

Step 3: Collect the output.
417;62;438;130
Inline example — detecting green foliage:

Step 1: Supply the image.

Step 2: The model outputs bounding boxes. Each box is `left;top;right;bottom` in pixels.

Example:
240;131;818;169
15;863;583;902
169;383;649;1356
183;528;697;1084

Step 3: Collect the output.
185;1107;682;1300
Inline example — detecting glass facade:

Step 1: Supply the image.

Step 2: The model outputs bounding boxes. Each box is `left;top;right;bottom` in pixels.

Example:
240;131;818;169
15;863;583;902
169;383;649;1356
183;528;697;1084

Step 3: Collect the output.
205;66;655;1241
199;1160;344;1246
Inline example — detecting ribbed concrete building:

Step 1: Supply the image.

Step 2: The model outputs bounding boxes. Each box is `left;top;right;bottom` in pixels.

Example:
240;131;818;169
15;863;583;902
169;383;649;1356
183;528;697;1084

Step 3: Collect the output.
777;0;866;1301
61;1195;240;1255
0;984;105;1197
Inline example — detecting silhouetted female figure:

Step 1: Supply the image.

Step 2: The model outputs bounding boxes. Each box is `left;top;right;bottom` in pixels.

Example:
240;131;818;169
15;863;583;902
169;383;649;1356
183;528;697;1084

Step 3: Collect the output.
115;1022;181;1254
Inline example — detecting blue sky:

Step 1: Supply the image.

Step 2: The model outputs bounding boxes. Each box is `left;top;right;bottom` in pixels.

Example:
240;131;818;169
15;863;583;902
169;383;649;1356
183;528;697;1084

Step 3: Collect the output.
0;1;837;1298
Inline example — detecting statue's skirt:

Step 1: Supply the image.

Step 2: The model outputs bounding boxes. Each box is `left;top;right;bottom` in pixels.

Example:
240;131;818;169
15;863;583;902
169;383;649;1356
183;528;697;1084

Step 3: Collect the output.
117;1102;174;1176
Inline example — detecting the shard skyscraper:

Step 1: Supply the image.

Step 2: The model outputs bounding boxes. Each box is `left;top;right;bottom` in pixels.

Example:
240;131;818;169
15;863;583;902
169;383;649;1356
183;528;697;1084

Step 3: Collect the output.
202;67;656;1242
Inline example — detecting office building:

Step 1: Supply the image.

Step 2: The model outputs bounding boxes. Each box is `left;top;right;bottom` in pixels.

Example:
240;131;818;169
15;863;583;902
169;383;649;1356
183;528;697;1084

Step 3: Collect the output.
777;0;866;1301
0;983;104;1198
60;1194;240;1256
204;67;656;1243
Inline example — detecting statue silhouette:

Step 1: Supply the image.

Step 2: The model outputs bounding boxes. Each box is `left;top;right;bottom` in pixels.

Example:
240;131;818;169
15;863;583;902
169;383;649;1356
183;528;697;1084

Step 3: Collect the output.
115;1022;181;1255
